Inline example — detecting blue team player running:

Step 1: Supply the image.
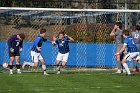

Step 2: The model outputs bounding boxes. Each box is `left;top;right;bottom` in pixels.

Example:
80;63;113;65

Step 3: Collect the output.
22;28;50;75
115;30;140;76
8;33;25;74
52;32;74;74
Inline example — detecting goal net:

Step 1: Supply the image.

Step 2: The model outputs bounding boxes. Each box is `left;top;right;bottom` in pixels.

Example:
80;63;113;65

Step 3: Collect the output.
0;7;139;71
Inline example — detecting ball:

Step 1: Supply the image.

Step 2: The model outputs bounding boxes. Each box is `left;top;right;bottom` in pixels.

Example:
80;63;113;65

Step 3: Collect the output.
2;62;8;68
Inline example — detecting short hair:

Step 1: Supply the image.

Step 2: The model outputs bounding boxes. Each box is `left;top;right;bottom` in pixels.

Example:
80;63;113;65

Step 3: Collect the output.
135;25;140;31
59;31;65;35
115;22;122;29
19;33;25;40
40;28;46;34
122;30;129;36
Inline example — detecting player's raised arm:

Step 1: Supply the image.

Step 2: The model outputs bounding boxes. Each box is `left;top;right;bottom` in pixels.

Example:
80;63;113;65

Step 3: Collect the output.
52;35;57;45
65;34;74;42
110;25;118;36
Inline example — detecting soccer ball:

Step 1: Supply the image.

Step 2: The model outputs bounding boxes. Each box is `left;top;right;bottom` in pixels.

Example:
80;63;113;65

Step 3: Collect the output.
2;63;8;68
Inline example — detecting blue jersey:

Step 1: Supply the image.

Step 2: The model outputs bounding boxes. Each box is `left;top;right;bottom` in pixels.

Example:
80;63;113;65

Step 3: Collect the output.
124;36;138;53
56;37;70;54
31;35;47;53
8;35;23;53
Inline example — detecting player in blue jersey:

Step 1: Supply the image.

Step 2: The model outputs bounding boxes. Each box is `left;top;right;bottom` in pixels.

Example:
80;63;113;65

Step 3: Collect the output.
8;33;25;74
110;22;125;73
115;30;140;76
52;32;74;74
22;28;50;75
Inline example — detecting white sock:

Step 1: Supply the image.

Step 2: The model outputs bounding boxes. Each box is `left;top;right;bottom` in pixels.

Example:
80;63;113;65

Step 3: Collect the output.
123;63;131;74
42;65;46;71
25;62;34;66
17;69;20;72
10;69;13;72
56;66;60;71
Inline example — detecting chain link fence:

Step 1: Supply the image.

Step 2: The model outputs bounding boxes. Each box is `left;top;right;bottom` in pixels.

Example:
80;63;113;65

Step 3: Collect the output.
0;8;140;71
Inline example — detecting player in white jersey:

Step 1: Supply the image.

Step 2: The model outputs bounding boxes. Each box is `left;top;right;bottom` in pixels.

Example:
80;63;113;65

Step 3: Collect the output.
131;25;140;72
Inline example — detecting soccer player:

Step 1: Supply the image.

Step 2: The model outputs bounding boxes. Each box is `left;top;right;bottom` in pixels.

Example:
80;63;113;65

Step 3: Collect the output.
8;33;25;74
52;32;74;74
22;28;49;75
115;30;140;76
131;25;140;72
110;22;125;73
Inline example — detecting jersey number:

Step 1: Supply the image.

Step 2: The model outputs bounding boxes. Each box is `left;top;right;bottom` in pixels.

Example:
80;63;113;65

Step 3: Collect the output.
134;34;139;39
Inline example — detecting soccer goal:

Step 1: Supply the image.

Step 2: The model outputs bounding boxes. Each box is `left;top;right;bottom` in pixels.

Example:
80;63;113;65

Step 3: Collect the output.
0;7;140;72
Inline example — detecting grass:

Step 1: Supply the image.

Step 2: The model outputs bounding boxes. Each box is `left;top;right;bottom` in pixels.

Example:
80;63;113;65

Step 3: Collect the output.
0;71;140;93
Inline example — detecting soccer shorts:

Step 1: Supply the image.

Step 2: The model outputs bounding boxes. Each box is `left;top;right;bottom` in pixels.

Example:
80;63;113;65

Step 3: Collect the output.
115;44;123;53
9;51;20;57
124;52;140;61
31;51;43;62
136;55;140;61
56;52;69;62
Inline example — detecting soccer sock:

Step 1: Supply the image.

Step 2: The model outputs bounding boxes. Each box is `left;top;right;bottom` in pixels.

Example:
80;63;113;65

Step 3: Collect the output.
9;65;13;72
117;61;122;70
123;63;131;75
56;66;60;71
16;65;21;72
42;65;46;71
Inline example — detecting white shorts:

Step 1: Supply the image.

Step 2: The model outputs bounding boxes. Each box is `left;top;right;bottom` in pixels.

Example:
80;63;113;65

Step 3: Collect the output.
136;55;140;61
31;51;43;63
124;52;140;61
56;52;69;62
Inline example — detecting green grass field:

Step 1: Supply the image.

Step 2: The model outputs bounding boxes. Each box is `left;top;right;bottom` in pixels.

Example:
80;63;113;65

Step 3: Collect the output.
0;71;140;93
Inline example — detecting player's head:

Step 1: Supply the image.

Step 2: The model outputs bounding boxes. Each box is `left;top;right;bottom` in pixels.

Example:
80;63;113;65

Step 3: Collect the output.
115;22;122;29
135;25;140;31
18;33;25;40
122;30;129;38
40;28;46;37
58;31;65;39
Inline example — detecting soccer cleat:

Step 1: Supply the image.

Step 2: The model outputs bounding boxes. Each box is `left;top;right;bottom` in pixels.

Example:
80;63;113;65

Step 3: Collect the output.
122;69;126;73
57;71;61;74
44;73;49;75
22;62;26;69
10;71;13;75
115;70;122;73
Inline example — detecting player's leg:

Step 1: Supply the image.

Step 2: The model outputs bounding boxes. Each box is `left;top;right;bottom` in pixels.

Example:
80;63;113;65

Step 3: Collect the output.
56;53;62;74
9;56;14;74
39;55;48;75
122;52;139;75
22;61;34;69
122;58;131;75
61;52;69;69
115;46;123;73
116;54;123;73
15;56;21;74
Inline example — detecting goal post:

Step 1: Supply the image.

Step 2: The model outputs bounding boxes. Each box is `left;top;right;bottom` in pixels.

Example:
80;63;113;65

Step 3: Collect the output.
0;7;140;71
